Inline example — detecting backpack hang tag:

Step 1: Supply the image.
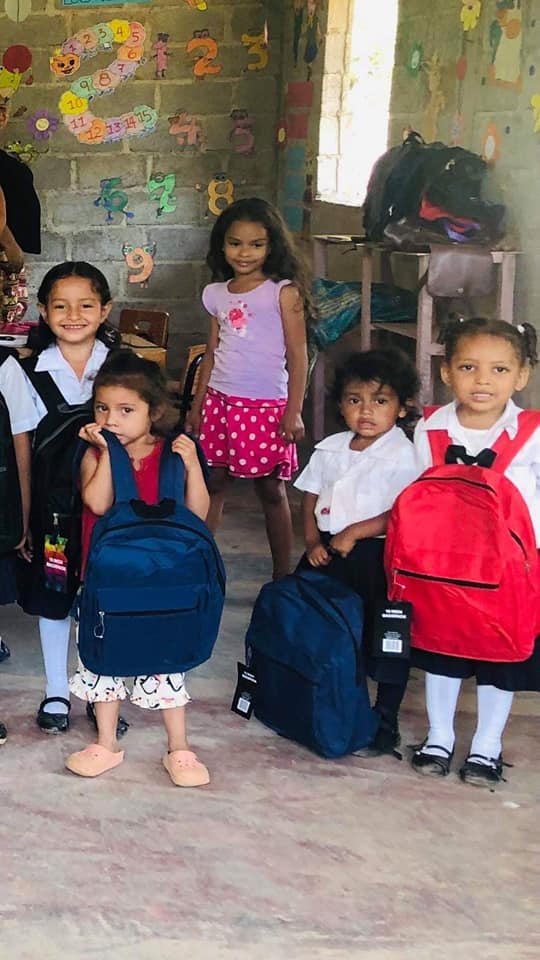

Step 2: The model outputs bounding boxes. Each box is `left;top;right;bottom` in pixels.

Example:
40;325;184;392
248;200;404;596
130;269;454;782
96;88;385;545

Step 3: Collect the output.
231;661;257;719
43;514;69;594
373;601;412;658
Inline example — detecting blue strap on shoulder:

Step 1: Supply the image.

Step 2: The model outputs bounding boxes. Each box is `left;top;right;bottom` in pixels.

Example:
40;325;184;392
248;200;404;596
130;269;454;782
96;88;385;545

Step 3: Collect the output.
158;440;185;505
101;430;139;503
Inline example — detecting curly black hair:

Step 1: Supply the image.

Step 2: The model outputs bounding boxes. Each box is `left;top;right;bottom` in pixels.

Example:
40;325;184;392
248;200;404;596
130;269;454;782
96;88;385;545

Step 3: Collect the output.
331;348;420;406
439;316;538;367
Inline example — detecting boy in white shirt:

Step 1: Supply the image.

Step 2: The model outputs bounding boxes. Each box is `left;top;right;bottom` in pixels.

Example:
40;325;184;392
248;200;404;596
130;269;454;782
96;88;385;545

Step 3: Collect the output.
295;349;419;757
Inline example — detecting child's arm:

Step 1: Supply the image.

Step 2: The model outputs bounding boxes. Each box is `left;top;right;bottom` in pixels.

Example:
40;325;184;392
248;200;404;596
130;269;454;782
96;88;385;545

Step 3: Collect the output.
302;491;330;567
13;431;32;558
329;513;390;558
184;317;219;438
79;425;114;515
279;284;307;443
171;434;210;521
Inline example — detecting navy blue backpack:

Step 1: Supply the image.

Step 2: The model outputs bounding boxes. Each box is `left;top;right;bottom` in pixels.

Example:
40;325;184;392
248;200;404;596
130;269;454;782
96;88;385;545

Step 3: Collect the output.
245;570;379;758
78;431;225;677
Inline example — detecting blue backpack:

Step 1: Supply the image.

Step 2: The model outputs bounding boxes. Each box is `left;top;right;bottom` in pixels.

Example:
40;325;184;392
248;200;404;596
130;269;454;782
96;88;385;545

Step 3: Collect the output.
78;431;225;677
245;570;379;758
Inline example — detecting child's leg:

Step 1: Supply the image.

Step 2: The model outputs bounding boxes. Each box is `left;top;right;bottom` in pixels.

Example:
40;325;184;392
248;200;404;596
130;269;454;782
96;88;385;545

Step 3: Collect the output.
161;705;188;752
422;672;462;756
66;660;126;777
38;616;71;726
253;473;292;580
469;684;514;762
375;679;408;729
206;466;232;532
94;701;121;752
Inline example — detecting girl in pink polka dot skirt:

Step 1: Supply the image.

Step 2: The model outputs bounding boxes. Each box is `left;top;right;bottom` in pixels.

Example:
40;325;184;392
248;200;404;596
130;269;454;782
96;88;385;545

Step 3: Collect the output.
185;198;309;579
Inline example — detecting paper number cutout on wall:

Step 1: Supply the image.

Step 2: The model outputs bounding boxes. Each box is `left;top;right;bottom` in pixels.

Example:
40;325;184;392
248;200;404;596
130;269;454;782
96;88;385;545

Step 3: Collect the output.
52;20;157;144
147;173;177;217
123;243;156;287
95;177;135;224
186;30;221;78
229;109;255;155
168;109;205;149
241;31;268;71
204;173;234;216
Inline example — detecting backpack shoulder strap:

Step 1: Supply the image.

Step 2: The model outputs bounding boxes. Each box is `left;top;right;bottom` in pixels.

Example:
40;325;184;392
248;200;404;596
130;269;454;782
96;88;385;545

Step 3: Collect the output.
0;346;17;368
490;410;540;474
423;406;450;465
19;353;67;413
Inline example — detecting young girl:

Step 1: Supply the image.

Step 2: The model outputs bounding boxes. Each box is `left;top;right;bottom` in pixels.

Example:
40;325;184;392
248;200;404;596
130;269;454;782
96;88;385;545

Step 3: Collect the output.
185;197;309;580
410;317;540;786
66;351;211;785
295;349;420;756
17;261;120;734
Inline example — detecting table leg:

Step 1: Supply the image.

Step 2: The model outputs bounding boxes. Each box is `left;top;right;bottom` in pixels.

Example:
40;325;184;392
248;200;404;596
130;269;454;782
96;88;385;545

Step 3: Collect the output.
495;253;516;325
416;256;435;404
361;246;373;350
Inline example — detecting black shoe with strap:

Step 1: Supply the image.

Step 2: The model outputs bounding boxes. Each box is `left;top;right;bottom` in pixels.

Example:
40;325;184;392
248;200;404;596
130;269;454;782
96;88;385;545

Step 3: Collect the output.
459;753;511;787
0;721;6;744
0;639;10;663
410;740;454;777
36;697;71;733
354;718;402;760
86;701;130;740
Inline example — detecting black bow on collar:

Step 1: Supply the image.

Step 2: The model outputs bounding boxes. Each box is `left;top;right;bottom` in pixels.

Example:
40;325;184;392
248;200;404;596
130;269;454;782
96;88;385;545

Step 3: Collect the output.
444;444;496;468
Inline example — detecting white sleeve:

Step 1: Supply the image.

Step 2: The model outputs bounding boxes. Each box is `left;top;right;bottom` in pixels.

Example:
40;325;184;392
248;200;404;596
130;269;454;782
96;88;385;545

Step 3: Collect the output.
413;418;433;471
294;449;324;494
0;356;40;435
384;453;422;507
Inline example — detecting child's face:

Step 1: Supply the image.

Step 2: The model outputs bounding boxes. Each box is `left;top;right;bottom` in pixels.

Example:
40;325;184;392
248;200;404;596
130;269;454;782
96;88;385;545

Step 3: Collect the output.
39;276;111;347
223;220;269;279
441;334;529;424
339;378;405;446
94;386;153;448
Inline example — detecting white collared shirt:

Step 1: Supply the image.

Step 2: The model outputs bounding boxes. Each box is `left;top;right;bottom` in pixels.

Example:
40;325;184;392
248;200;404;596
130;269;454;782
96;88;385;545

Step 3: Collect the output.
294;426;419;534
0;355;40;435
22;341;109;424
415;400;540;545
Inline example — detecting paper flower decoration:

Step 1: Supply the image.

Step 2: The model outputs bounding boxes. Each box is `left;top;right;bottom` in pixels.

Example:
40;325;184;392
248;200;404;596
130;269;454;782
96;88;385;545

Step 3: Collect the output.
27;109;59;141
482;122;501;163
407;42;423;76
460;0;482;32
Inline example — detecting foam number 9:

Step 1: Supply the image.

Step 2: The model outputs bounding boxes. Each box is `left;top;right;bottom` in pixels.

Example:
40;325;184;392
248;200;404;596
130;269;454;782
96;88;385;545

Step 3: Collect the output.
186;30;222;78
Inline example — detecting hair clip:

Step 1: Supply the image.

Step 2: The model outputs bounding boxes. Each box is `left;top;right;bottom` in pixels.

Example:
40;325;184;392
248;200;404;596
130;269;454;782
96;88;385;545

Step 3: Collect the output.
517;324;525;334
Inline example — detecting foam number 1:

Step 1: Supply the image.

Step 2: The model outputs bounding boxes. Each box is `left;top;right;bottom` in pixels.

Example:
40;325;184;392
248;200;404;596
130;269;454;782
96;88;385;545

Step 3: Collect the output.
186;30;221;78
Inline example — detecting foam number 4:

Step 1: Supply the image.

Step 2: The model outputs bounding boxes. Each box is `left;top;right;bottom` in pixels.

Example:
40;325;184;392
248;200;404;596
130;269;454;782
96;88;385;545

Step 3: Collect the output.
241;31;268;71
186;30;221;78
55;19;155;144
147;173;177;217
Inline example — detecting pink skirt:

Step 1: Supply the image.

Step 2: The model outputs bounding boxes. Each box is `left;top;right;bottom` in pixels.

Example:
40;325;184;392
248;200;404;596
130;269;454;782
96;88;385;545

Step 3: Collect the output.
199;387;298;480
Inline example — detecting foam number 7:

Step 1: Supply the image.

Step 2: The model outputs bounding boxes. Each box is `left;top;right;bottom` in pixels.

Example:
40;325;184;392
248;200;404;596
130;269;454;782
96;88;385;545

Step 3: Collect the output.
241;30;268;71
186;30;221;78
147;173;177;218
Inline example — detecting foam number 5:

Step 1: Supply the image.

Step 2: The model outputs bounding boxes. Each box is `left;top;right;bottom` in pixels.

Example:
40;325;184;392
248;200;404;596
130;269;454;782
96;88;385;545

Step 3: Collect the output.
55;19;156;144
241;31;268;71
186;30;221;78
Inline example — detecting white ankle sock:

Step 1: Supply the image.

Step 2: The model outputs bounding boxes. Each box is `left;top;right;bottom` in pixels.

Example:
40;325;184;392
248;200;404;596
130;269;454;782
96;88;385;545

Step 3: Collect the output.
422;673;462;757
39;616;71;714
469;685;514;764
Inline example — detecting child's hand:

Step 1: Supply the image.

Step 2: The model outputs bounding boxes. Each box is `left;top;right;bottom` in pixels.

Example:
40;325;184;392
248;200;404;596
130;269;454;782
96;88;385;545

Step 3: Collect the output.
278;408;305;444
16;529;33;563
171;433;199;469
184;409;201;438
307;542;330;567
329;529;356;558
79;423;108;449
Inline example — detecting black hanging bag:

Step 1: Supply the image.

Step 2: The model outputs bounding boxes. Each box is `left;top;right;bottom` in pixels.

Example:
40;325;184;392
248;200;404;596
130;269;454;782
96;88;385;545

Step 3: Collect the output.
0;348;24;553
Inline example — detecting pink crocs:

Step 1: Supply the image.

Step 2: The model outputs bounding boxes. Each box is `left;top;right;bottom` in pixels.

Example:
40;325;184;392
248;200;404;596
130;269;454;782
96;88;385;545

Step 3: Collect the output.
65;743;124;778
162;749;210;787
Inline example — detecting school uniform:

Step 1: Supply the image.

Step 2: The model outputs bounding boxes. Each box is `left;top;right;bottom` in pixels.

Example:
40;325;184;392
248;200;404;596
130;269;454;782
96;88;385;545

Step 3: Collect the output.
413;400;540;691
295;426;419;686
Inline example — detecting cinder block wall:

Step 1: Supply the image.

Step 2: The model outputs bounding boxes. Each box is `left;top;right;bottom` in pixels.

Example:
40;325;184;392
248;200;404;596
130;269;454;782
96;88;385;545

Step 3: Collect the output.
1;0;283;370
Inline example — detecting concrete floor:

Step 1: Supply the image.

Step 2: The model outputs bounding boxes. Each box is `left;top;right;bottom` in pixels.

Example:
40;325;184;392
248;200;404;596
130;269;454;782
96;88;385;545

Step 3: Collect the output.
1;484;539;960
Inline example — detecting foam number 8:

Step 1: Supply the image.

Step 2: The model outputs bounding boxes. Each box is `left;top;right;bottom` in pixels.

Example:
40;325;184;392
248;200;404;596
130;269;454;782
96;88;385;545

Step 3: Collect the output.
186;31;222;78
207;173;234;216
55;19;155;144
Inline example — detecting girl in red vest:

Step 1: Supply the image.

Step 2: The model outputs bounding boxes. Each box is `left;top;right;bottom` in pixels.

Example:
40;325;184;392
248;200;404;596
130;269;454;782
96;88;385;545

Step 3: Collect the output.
410;318;540;786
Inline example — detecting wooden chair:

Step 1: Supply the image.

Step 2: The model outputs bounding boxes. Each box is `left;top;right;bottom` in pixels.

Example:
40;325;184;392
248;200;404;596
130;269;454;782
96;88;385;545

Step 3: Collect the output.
118;308;169;348
179;343;206;422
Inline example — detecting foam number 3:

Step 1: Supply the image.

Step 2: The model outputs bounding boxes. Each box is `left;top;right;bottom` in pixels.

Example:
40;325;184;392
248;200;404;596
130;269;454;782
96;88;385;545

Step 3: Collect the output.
186;30;221;78
241;31;268;71
55;20;156;144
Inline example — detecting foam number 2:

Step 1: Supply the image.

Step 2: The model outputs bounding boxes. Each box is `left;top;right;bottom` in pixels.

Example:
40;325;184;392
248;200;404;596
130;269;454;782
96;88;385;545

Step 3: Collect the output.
186;30;221;78
54;20;157;144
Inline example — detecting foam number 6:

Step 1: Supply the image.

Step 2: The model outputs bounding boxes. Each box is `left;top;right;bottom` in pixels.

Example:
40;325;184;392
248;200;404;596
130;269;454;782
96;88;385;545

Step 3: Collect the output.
241;31;268;71
54;20;156;144
186;30;221;78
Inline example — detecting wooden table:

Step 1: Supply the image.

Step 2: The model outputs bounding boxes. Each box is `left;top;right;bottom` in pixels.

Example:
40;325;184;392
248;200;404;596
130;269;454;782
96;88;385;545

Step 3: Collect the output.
119;332;167;368
311;235;518;440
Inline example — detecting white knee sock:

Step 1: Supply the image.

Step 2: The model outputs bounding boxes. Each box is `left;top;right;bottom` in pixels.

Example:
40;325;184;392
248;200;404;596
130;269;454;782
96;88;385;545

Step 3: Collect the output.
423;673;462;757
39;616;71;714
469;685;514;763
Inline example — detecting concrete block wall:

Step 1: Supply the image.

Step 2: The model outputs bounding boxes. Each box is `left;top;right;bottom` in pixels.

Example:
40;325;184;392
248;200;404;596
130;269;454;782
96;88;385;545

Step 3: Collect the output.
0;0;284;371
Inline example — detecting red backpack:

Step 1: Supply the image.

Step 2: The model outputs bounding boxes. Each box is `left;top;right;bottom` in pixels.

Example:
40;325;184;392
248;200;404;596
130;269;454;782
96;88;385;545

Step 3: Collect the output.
384;408;540;662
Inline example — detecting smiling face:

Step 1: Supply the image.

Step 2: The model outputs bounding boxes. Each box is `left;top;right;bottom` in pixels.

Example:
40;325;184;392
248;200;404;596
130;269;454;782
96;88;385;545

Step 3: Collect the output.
223;219;270;280
441;334;529;427
94;385;154;449
339;378;405;449
39;276;111;348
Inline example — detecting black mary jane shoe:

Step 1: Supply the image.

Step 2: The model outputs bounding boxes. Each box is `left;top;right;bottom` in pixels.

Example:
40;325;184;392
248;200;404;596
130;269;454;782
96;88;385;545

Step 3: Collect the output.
410;740;454;777
36;697;71;733
354;719;403;760
459;753;510;788
86;701;130;740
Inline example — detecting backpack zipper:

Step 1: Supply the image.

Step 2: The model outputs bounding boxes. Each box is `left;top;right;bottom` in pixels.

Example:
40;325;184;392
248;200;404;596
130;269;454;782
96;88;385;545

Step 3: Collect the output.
394;568;499;590
94;606;197;638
